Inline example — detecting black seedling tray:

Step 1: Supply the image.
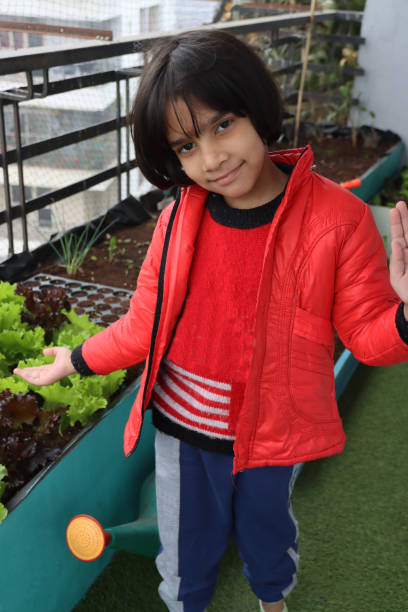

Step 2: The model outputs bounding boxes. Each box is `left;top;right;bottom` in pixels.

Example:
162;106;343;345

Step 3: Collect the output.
22;273;132;326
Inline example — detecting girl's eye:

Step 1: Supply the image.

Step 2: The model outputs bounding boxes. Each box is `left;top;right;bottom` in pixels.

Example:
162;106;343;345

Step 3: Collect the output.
216;118;232;133
178;142;195;154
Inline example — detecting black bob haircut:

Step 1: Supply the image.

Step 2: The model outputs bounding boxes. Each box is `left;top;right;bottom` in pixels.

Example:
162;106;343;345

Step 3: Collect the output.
130;29;284;190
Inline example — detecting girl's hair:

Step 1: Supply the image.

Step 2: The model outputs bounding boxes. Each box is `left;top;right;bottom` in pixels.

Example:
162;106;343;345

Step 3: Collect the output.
130;29;284;189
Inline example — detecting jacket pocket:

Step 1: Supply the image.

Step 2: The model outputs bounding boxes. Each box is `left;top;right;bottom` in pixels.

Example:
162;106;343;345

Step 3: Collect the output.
289;306;338;423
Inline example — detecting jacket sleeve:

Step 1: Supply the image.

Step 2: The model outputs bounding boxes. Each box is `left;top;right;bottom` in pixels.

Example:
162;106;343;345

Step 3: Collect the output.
332;203;408;365
78;206;172;375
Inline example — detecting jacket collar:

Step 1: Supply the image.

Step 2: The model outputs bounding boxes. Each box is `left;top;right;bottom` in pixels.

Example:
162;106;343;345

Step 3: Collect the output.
179;145;314;207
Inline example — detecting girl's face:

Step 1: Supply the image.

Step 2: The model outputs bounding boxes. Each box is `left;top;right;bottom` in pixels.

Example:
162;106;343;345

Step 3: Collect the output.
166;98;279;210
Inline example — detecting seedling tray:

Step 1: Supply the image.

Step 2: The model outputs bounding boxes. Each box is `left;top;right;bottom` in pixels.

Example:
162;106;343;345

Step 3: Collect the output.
21;273;133;326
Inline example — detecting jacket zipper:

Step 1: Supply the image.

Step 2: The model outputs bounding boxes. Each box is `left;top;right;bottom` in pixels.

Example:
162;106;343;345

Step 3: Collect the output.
139;190;181;415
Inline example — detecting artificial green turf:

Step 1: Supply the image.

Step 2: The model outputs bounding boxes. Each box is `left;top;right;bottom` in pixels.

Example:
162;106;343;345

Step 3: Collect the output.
75;363;408;612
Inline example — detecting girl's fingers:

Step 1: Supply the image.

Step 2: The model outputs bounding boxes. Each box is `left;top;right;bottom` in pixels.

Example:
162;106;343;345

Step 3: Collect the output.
13;366;42;383
43;347;58;357
396;200;408;242
390;239;404;278
390;205;404;242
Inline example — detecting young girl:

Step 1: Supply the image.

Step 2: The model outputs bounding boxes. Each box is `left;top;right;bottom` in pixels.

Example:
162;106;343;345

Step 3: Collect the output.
15;30;408;612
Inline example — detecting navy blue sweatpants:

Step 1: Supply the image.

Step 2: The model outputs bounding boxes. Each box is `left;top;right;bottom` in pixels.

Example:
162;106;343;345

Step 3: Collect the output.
155;430;301;612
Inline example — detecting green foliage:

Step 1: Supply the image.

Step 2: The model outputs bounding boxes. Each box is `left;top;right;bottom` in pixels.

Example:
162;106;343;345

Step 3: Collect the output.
0;376;29;395
248;18;367;129
371;166;408;208
12;352;125;426
0;327;45;365
397;166;408;200
108;236;118;262
62;370;125;429
0;281;23;304
0;465;7;525
13;352;125;426
327;80;354;125
0;283;25;332
49;215;111;275
0;280;127;518
0;301;24;332
333;0;366;9
53;309;103;348
0;352;9;377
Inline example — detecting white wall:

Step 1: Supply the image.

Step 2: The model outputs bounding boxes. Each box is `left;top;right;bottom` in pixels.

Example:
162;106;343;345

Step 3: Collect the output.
353;0;408;151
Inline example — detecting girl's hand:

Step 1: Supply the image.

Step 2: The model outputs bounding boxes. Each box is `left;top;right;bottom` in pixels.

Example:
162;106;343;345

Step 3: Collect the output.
13;347;76;386
389;200;408;320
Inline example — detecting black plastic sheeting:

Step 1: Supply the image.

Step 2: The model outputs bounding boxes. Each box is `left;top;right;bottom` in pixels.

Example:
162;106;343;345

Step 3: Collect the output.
282;121;401;147
0;190;165;284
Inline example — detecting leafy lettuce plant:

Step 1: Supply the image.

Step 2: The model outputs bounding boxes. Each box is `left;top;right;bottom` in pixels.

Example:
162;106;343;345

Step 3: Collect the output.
0;465;7;525
0;280;127;510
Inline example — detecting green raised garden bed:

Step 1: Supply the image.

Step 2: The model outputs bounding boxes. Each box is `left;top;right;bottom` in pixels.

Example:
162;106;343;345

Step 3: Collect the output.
350;141;405;203
351;140;405;257
0;378;155;612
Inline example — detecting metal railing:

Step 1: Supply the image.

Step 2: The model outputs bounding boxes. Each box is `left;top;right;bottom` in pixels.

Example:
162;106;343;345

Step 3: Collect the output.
0;10;363;274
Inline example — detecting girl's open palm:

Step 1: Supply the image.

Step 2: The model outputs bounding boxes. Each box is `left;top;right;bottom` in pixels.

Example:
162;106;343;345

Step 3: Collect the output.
389;201;408;314
13;346;75;386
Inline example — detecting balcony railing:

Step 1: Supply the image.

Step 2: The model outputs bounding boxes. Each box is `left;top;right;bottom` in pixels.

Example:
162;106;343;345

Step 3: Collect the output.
0;9;363;280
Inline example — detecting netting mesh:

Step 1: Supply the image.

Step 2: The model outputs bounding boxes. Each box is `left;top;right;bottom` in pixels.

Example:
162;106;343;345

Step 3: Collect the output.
0;0;220;255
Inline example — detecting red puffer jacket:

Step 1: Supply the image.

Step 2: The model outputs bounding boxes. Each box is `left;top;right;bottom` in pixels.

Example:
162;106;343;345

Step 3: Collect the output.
82;146;408;473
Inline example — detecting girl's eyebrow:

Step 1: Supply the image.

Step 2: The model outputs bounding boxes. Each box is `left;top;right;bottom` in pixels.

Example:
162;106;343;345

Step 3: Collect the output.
168;110;227;148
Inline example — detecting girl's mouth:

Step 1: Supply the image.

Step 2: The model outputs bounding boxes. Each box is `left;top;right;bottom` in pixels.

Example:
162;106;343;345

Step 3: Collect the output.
212;162;244;186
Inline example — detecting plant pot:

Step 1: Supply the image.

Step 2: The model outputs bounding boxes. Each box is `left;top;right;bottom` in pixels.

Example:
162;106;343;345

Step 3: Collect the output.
0;378;155;612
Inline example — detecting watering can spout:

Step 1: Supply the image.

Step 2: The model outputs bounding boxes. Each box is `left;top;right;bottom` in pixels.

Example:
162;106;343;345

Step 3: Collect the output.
66;470;159;561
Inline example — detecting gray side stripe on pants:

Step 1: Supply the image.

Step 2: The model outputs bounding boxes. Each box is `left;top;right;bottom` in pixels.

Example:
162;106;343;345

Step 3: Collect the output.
155;430;184;612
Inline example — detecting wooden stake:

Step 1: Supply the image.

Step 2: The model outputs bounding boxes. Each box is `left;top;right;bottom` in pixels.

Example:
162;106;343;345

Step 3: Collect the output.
293;0;317;147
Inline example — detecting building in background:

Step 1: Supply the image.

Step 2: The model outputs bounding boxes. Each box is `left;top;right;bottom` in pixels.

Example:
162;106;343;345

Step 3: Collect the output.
0;0;220;256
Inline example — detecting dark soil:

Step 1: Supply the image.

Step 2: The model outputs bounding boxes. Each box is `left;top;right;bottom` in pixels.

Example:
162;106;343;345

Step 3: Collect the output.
36;216;159;291
277;132;396;185
298;137;391;184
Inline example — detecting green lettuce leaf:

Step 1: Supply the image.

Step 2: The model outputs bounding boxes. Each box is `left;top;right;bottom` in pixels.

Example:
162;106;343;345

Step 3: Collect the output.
0;302;25;332
0;465;8;525
0;282;23;305
0;376;30;395
54;328;97;350
0;352;10;377
0;505;7;525
35;383;75;412
0;327;45;364
15;356;72;411
16;357;125;423
55;309;102;336
61;394;107;429
98;369;126;399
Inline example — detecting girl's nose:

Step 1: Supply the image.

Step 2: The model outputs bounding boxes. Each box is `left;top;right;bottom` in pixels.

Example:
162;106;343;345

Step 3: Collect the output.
201;144;226;172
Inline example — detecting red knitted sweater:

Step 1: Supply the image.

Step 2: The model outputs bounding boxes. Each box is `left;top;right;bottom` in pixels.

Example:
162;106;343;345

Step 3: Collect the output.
151;189;284;454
